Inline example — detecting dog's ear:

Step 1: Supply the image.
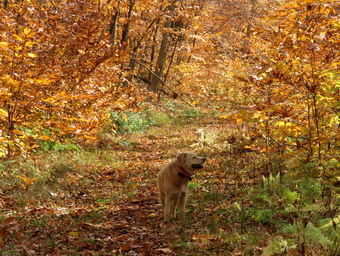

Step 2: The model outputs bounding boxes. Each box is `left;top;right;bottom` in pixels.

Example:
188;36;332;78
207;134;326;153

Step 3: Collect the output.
177;153;186;164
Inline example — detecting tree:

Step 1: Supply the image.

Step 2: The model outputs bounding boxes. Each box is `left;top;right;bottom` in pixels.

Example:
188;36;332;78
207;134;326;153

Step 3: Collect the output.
0;0;144;157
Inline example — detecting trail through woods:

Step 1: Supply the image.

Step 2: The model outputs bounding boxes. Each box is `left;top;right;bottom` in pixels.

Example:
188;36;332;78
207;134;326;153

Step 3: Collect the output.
1;117;247;255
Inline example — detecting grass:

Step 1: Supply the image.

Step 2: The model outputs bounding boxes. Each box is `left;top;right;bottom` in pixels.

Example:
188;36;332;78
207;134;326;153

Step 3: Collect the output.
0;104;338;255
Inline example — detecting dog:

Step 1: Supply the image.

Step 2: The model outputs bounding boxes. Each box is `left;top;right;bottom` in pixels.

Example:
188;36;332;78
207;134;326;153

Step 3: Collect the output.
157;152;206;221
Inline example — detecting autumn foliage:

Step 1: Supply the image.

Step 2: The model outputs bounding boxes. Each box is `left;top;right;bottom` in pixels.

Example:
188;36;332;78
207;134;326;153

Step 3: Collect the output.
0;0;339;254
0;0;338;184
0;0;147;157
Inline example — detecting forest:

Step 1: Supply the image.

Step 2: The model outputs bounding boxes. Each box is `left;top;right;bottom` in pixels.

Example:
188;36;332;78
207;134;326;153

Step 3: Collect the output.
0;0;339;255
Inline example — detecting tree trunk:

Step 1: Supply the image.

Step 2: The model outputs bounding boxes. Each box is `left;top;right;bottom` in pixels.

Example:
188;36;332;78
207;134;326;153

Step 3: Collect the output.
149;0;177;92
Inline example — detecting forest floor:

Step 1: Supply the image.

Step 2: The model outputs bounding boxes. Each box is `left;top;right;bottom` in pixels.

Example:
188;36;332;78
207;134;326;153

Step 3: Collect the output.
0;109;332;255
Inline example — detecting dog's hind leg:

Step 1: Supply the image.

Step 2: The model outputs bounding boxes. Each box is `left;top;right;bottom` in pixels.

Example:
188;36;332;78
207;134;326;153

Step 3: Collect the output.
159;191;165;207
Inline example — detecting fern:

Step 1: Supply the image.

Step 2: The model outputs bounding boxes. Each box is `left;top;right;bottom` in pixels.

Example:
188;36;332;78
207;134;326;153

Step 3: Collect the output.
262;236;295;255
282;223;298;234
282;220;337;251
305;222;332;248
283;188;300;204
252;209;275;224
262;172;281;193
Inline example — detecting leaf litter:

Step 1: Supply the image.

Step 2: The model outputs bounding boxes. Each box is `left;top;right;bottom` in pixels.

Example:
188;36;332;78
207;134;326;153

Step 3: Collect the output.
0;118;225;255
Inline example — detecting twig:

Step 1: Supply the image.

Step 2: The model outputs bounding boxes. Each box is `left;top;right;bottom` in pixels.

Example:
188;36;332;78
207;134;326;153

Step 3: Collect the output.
264;134;312;154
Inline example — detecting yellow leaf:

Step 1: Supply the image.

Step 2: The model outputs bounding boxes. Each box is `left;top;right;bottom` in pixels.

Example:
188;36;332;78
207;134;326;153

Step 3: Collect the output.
25;41;36;47
84;135;97;140
275;121;285;127
24;27;31;35
320;215;339;229
236;118;243;124
253;112;261;118
0;42;8;48
17;175;39;190
39;135;54;141
121;114;128;122
17;175;29;183
0;109;8;117
13;35;23;42
68;232;79;237
27;53;37;58
219;115;229;119
332;21;340;29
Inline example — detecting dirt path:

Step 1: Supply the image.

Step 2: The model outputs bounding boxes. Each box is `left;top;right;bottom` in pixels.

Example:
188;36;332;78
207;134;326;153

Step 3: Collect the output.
2;117;235;255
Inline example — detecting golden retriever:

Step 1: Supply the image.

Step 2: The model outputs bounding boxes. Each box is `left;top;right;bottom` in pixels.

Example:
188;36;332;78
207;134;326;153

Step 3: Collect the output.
157;152;206;221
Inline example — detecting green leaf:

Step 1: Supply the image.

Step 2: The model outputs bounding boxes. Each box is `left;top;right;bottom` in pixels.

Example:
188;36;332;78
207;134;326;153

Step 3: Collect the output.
262;236;289;255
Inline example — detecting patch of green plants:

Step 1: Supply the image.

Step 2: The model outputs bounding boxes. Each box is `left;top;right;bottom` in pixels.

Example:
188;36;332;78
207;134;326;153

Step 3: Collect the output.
188;181;202;190
170;229;191;252
262;236;296;256
110;107;175;135
77;210;104;224
164;99;181;113
281;219;339;252
110;111;156;134
96;197;113;205
147;111;173;125
40;140;80;152
32;216;49;228
1;248;21;256
242;171;339;255
181;108;202;118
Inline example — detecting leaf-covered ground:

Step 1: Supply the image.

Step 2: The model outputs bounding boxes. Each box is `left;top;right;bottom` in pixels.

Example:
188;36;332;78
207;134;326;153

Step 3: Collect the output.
0;115;331;255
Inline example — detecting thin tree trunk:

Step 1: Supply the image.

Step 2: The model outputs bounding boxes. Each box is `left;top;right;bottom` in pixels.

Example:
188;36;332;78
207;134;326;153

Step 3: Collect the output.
149;23;172;92
158;36;179;101
164;35;179;82
109;10;119;43
121;0;135;48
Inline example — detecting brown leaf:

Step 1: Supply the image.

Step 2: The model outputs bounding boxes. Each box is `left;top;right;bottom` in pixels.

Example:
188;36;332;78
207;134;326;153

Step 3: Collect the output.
2;217;16;227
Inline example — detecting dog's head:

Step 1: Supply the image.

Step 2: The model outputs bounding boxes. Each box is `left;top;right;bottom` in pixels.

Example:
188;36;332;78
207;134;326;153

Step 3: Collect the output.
176;152;206;174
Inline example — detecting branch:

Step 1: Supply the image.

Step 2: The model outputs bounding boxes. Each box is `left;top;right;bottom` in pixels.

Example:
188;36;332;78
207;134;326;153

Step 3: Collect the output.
264;134;312;155
131;57;193;107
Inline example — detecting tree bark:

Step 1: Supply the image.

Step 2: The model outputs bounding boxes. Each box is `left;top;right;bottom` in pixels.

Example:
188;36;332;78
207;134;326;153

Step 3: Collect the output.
149;0;177;92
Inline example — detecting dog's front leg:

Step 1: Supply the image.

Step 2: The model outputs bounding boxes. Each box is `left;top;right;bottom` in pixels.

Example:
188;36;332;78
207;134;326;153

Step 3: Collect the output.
164;196;172;221
178;192;187;220
170;199;177;219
